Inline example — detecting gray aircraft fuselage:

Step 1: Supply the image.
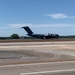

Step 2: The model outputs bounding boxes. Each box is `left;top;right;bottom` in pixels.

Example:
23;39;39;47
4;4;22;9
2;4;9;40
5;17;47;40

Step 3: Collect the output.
22;26;59;39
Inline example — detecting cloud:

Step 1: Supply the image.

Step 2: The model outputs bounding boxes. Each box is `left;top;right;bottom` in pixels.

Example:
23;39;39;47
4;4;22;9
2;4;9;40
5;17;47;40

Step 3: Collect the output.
45;13;75;19
8;24;33;28
8;23;75;28
0;27;11;30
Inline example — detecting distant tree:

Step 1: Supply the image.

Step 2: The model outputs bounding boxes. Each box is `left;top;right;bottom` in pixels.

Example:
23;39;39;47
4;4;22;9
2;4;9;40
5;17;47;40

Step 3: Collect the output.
10;34;20;39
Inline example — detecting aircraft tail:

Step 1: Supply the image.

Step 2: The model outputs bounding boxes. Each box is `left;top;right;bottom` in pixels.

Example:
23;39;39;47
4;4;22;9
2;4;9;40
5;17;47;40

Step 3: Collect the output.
22;26;33;35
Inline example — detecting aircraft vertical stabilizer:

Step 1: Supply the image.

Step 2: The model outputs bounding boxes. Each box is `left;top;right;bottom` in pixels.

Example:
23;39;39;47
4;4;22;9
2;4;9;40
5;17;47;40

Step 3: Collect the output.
22;26;33;35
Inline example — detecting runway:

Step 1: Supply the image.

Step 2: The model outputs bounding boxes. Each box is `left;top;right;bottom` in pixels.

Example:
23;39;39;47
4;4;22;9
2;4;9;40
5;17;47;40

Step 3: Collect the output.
0;41;75;75
0;61;75;75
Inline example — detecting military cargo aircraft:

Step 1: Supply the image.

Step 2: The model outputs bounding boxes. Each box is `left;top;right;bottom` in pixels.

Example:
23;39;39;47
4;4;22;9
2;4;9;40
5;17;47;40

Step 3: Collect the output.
22;26;59;39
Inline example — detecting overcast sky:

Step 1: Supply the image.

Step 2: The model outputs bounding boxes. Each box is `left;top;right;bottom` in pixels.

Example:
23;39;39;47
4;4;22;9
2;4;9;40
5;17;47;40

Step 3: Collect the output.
0;0;75;36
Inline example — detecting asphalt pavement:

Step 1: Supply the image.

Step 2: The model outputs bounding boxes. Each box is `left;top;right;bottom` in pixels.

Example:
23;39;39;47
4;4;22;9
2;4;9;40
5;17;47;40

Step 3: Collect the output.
0;61;75;75
0;41;75;75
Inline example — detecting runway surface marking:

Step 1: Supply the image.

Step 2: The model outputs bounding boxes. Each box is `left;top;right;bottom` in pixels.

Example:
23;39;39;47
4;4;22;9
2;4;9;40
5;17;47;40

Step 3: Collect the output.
21;69;75;75
0;45;71;47
0;61;75;68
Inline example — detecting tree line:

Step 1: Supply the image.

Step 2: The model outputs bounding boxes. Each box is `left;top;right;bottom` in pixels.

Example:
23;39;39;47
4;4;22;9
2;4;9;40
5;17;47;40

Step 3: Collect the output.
0;34;75;39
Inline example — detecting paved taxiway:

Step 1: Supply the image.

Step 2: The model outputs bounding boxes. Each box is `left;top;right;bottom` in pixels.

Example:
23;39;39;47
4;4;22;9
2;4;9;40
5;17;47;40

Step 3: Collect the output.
0;41;75;75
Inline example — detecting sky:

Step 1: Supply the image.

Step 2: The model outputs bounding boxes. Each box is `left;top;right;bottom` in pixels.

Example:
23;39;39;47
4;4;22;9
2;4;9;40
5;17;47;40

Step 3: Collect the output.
0;0;75;36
